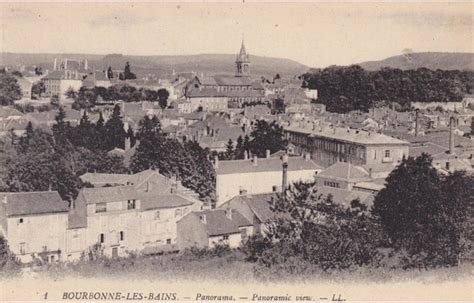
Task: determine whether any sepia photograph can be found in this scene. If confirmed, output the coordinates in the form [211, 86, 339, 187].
[0, 1, 472, 302]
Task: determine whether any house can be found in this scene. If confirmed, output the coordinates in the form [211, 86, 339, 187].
[214, 153, 322, 206]
[139, 192, 203, 253]
[177, 209, 252, 249]
[219, 193, 281, 236]
[0, 191, 69, 263]
[73, 186, 142, 258]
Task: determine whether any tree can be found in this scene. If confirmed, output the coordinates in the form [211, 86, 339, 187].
[107, 66, 114, 79]
[103, 104, 126, 150]
[225, 139, 234, 160]
[0, 73, 22, 105]
[50, 94, 60, 108]
[65, 87, 77, 99]
[372, 154, 473, 267]
[249, 120, 287, 157]
[235, 136, 244, 159]
[123, 62, 136, 80]
[31, 81, 46, 99]
[157, 88, 170, 109]
[245, 182, 382, 271]
[0, 236, 20, 273]
[273, 97, 285, 114]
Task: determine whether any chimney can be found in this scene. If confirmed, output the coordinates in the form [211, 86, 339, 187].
[266, 149, 271, 159]
[244, 150, 249, 160]
[445, 161, 450, 171]
[125, 137, 131, 151]
[225, 208, 232, 220]
[415, 109, 419, 137]
[282, 154, 289, 192]
[69, 198, 75, 210]
[214, 155, 219, 168]
[53, 58, 57, 70]
[449, 116, 455, 154]
[253, 155, 258, 166]
[200, 214, 207, 224]
[84, 59, 88, 70]
[368, 168, 373, 179]
[64, 59, 68, 70]
[239, 187, 247, 195]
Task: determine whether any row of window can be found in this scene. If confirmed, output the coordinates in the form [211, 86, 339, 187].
[324, 181, 340, 188]
[99, 231, 124, 244]
[95, 199, 137, 213]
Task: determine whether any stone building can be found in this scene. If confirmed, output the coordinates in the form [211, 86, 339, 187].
[284, 123, 410, 168]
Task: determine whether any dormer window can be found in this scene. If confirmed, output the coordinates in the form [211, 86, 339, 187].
[18, 218, 23, 224]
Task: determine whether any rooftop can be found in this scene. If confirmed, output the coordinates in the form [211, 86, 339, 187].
[316, 162, 370, 181]
[190, 209, 251, 236]
[80, 186, 139, 204]
[215, 156, 321, 175]
[0, 191, 68, 217]
[140, 193, 196, 210]
[284, 124, 409, 146]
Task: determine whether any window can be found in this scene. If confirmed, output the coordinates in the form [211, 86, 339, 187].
[166, 239, 171, 244]
[19, 242, 27, 254]
[127, 199, 136, 210]
[223, 235, 229, 241]
[18, 218, 23, 224]
[99, 233, 105, 243]
[385, 150, 391, 158]
[96, 203, 107, 213]
[154, 211, 160, 220]
[120, 231, 124, 241]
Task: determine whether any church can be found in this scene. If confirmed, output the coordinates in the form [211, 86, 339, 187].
[185, 41, 265, 109]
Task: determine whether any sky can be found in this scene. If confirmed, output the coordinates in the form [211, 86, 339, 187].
[0, 1, 472, 68]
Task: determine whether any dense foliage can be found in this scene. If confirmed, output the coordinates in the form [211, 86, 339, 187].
[0, 72, 22, 105]
[373, 154, 473, 267]
[301, 66, 474, 113]
[1, 109, 128, 201]
[72, 84, 169, 109]
[129, 116, 216, 203]
[244, 154, 473, 272]
[249, 120, 287, 158]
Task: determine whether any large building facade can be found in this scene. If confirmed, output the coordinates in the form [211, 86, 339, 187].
[284, 124, 410, 168]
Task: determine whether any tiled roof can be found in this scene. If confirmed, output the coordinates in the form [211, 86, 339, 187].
[0, 191, 68, 217]
[0, 107, 23, 118]
[215, 156, 321, 175]
[80, 186, 139, 204]
[235, 193, 278, 222]
[141, 193, 195, 210]
[317, 162, 369, 181]
[80, 173, 128, 185]
[285, 125, 409, 146]
[316, 187, 375, 208]
[187, 88, 227, 98]
[190, 209, 251, 236]
[214, 76, 252, 86]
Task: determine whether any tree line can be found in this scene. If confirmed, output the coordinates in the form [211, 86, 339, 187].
[71, 84, 169, 110]
[244, 154, 473, 272]
[0, 105, 216, 204]
[301, 66, 474, 113]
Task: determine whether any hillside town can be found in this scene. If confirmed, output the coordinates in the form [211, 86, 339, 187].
[0, 39, 473, 266]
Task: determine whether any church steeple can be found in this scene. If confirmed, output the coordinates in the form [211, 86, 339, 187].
[235, 39, 250, 77]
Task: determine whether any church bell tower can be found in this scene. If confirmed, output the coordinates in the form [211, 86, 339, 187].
[235, 40, 250, 77]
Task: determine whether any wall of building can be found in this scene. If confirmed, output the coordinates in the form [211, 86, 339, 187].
[65, 227, 87, 261]
[365, 145, 409, 165]
[177, 215, 208, 250]
[7, 213, 68, 263]
[216, 170, 317, 206]
[59, 80, 83, 101]
[208, 233, 241, 249]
